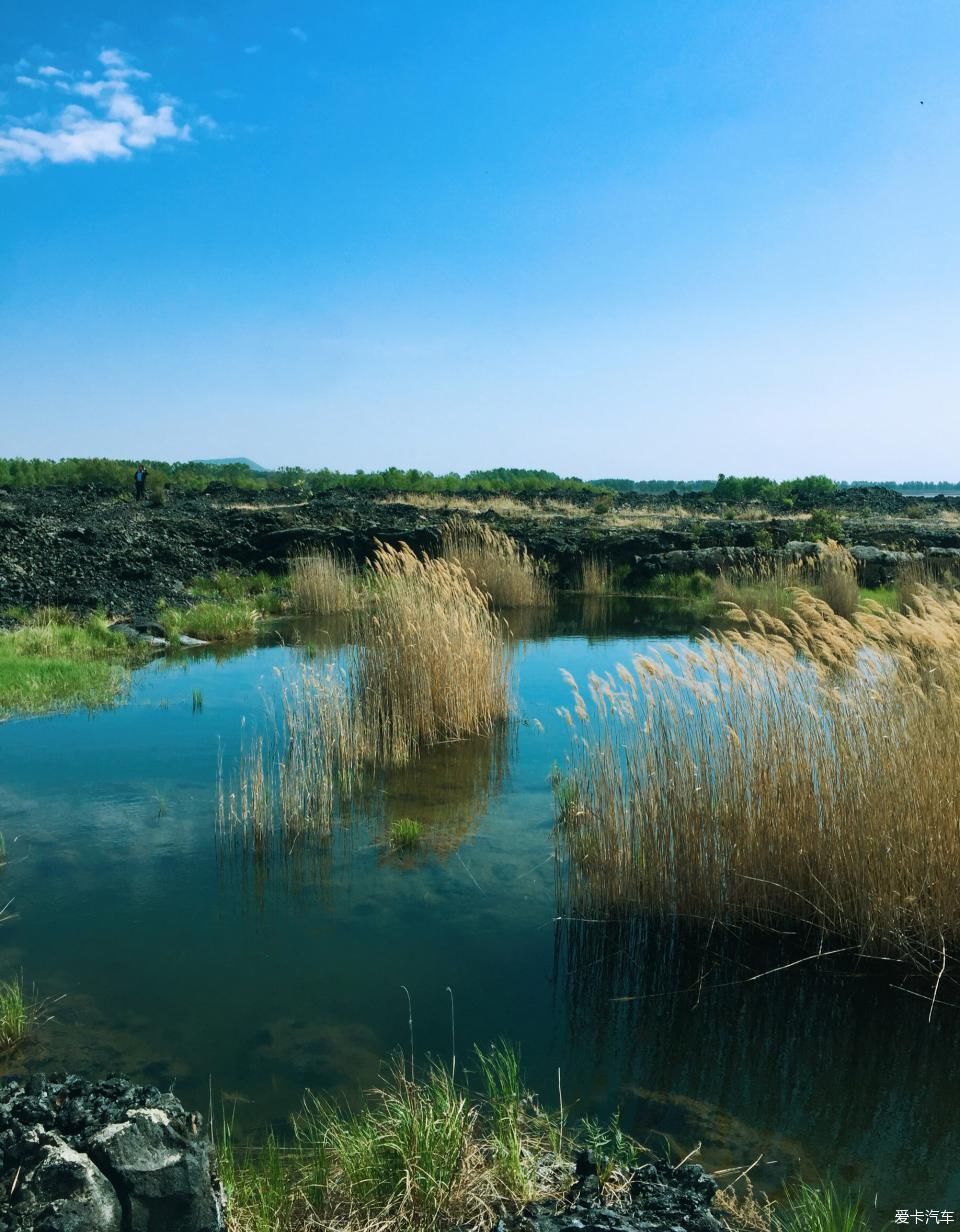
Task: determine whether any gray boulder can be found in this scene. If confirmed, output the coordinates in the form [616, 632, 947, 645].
[90, 1108, 221, 1232]
[13, 1135, 122, 1232]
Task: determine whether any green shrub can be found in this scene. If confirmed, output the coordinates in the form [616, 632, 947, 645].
[808, 508, 843, 542]
[753, 527, 774, 551]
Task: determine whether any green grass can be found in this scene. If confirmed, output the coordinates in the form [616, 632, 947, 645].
[0, 612, 147, 716]
[776, 1181, 868, 1232]
[217, 1043, 594, 1232]
[0, 976, 38, 1052]
[389, 818, 423, 850]
[861, 584, 901, 610]
[157, 599, 261, 642]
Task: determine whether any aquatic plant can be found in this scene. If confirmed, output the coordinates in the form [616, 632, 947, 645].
[192, 688, 204, 713]
[440, 516, 551, 608]
[389, 818, 422, 850]
[556, 587, 960, 970]
[220, 543, 512, 843]
[0, 976, 38, 1053]
[577, 556, 617, 595]
[288, 548, 362, 615]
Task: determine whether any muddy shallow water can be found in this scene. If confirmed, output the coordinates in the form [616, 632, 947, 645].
[0, 597, 955, 1215]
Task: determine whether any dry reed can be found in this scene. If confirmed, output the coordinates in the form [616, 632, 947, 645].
[440, 516, 551, 607]
[577, 556, 617, 595]
[289, 549, 362, 614]
[557, 587, 960, 968]
[221, 543, 512, 843]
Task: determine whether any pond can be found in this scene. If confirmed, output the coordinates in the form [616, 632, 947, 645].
[0, 597, 955, 1215]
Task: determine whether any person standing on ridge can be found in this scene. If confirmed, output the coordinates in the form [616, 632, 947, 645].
[134, 463, 148, 502]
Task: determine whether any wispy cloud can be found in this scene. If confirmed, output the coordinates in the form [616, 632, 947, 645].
[244, 44, 261, 55]
[288, 27, 308, 43]
[0, 48, 195, 172]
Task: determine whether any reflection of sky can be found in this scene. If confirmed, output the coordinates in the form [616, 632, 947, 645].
[0, 613, 956, 1207]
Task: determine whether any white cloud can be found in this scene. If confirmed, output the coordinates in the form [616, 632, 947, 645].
[0, 48, 197, 172]
[15, 75, 47, 89]
[289, 26, 308, 42]
[244, 44, 261, 55]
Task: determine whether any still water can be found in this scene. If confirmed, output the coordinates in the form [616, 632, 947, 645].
[0, 598, 955, 1215]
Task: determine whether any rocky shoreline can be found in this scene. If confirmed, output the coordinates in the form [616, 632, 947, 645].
[0, 1074, 731, 1232]
[2, 484, 959, 615]
[0, 1074, 222, 1231]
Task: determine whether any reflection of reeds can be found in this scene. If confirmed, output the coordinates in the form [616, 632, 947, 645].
[556, 587, 960, 968]
[441, 516, 551, 608]
[220, 544, 512, 845]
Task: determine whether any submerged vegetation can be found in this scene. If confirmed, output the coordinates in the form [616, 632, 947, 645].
[557, 585, 960, 970]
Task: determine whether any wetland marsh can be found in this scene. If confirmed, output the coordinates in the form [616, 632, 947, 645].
[0, 595, 956, 1217]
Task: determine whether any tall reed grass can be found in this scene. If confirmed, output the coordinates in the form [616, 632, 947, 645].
[289, 549, 362, 615]
[220, 544, 511, 844]
[577, 556, 617, 595]
[440, 516, 551, 607]
[556, 587, 960, 969]
[712, 540, 859, 620]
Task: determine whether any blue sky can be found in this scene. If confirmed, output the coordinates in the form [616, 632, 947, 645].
[1, 2, 958, 479]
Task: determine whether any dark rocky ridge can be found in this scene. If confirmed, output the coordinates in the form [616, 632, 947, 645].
[2, 485, 960, 614]
[0, 1073, 222, 1231]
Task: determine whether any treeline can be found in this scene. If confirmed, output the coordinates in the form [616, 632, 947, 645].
[0, 458, 601, 496]
[2, 458, 954, 500]
[0, 457, 268, 493]
[586, 478, 714, 492]
[711, 474, 838, 504]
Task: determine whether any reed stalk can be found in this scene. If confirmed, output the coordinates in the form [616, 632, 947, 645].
[440, 516, 551, 608]
[557, 586, 960, 968]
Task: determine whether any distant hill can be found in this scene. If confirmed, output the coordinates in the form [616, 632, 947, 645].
[192, 457, 268, 472]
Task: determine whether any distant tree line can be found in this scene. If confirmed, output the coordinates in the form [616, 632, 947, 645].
[1, 458, 955, 499]
[839, 480, 960, 493]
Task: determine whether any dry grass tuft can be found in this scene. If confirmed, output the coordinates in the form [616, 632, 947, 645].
[440, 516, 551, 608]
[289, 549, 362, 615]
[557, 586, 960, 969]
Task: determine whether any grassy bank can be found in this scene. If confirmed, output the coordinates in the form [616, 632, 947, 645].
[218, 1041, 864, 1232]
[557, 587, 960, 970]
[0, 611, 151, 716]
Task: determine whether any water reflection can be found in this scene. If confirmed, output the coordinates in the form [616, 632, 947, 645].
[555, 914, 960, 1199]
